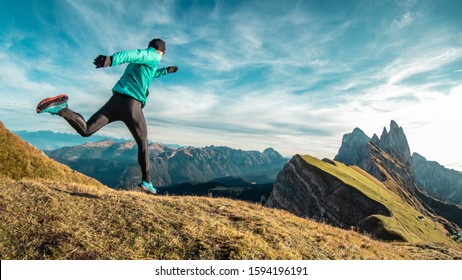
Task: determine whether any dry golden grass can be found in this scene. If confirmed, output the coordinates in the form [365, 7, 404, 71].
[0, 121, 103, 188]
[1, 176, 461, 260]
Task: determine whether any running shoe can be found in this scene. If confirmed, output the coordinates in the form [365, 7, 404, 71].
[139, 181, 157, 195]
[36, 94, 68, 115]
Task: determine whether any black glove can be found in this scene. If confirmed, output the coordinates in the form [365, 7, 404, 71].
[166, 66, 178, 74]
[93, 55, 112, 68]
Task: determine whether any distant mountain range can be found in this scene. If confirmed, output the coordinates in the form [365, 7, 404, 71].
[13, 130, 183, 151]
[13, 130, 127, 151]
[45, 140, 288, 191]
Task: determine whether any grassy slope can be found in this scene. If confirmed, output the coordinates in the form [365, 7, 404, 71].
[0, 122, 103, 188]
[2, 176, 461, 260]
[300, 155, 450, 243]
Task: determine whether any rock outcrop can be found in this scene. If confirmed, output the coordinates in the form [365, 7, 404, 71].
[266, 155, 404, 241]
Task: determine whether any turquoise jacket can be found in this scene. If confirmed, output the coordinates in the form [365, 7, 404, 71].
[111, 47, 167, 107]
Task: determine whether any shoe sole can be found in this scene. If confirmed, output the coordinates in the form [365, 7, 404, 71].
[139, 184, 157, 195]
[36, 94, 69, 113]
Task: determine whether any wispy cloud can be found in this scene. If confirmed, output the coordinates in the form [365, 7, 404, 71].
[392, 12, 414, 29]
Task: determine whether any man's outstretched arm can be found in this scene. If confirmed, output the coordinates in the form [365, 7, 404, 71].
[153, 66, 178, 78]
[93, 48, 161, 68]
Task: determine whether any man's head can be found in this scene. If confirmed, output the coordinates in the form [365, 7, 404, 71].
[148, 38, 166, 55]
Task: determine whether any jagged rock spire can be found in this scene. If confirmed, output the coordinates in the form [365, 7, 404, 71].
[335, 120, 414, 177]
[378, 120, 413, 172]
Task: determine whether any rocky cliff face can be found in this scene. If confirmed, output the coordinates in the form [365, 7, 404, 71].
[47, 142, 288, 189]
[266, 155, 391, 228]
[413, 153, 462, 205]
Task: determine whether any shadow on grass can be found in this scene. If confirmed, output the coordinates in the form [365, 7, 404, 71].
[50, 187, 101, 199]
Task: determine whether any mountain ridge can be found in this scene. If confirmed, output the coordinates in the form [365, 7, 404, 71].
[46, 142, 288, 189]
[266, 154, 454, 243]
[413, 152, 462, 205]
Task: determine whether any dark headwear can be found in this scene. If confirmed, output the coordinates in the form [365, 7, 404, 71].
[148, 38, 166, 52]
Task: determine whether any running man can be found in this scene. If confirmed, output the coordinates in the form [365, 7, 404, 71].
[36, 38, 178, 194]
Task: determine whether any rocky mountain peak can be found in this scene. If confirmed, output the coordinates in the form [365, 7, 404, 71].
[352, 127, 367, 136]
[334, 120, 419, 202]
[412, 152, 426, 162]
[378, 120, 412, 171]
[380, 126, 388, 139]
[371, 133, 380, 146]
[334, 127, 370, 167]
[263, 148, 283, 160]
[83, 139, 115, 148]
[335, 121, 412, 172]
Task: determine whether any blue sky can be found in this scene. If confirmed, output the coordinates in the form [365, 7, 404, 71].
[1, 0, 461, 170]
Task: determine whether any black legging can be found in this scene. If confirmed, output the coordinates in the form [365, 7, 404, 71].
[58, 93, 150, 183]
